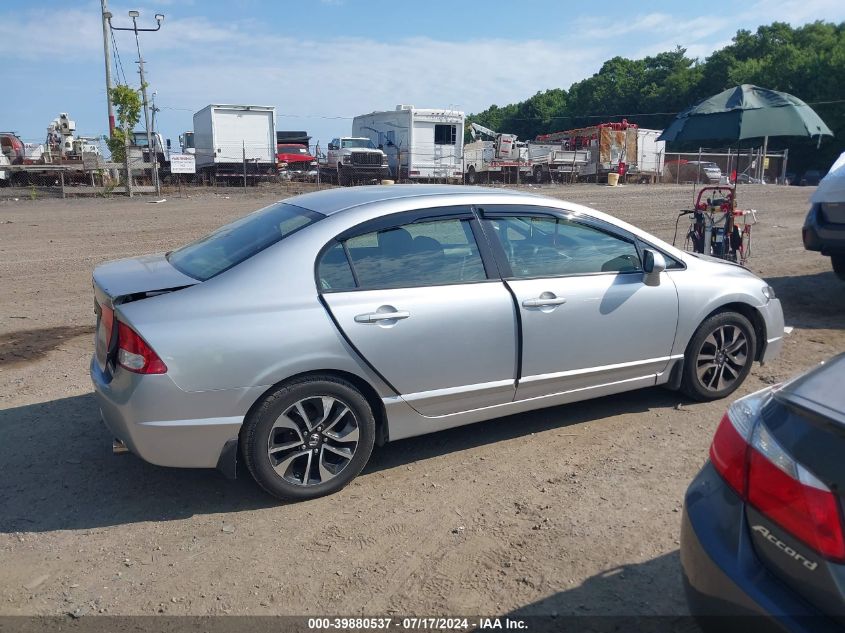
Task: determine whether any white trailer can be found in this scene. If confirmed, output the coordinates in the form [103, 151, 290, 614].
[352, 106, 464, 182]
[633, 128, 665, 183]
[193, 104, 276, 184]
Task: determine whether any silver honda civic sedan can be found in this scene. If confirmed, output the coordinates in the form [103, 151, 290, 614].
[91, 185, 784, 500]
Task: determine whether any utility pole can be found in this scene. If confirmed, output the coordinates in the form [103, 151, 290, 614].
[101, 0, 115, 134]
[137, 56, 158, 194]
[108, 10, 164, 196]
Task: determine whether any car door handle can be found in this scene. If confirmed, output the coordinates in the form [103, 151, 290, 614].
[522, 297, 567, 308]
[354, 310, 410, 323]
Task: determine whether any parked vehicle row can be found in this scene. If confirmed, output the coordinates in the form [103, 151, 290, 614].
[153, 104, 673, 186]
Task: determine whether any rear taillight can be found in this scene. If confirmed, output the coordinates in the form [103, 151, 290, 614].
[748, 425, 845, 560]
[710, 388, 845, 562]
[117, 321, 167, 374]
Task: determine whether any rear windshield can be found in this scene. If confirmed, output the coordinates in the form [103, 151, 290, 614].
[167, 202, 322, 281]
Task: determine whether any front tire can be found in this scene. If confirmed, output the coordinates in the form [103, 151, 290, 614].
[680, 312, 757, 401]
[832, 255, 845, 281]
[242, 376, 375, 501]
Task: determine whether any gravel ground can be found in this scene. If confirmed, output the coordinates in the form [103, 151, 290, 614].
[0, 183, 842, 619]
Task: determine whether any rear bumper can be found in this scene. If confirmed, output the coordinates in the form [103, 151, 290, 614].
[90, 357, 249, 469]
[681, 463, 839, 632]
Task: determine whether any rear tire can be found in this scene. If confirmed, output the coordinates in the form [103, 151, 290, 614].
[832, 255, 845, 281]
[242, 376, 375, 501]
[680, 311, 757, 401]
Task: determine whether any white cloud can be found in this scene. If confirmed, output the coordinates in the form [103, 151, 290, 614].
[0, 5, 609, 141]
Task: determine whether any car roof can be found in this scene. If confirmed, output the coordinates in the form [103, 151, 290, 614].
[288, 185, 537, 216]
[776, 353, 845, 426]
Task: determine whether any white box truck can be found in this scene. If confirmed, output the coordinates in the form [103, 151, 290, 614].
[633, 128, 665, 183]
[193, 105, 276, 184]
[352, 106, 464, 182]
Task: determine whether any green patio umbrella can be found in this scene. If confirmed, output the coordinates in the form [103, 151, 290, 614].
[657, 84, 833, 143]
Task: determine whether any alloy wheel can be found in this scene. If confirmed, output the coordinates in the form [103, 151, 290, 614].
[267, 396, 360, 486]
[695, 325, 749, 392]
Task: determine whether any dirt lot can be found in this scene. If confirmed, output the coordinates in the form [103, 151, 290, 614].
[0, 183, 843, 619]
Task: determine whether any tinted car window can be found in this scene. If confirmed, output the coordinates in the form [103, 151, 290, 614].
[344, 219, 486, 289]
[489, 216, 641, 277]
[168, 202, 322, 281]
[317, 243, 356, 291]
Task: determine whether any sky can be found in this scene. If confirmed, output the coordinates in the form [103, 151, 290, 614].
[1, 0, 844, 154]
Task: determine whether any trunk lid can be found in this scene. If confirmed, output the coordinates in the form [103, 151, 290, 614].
[92, 253, 198, 373]
[93, 253, 198, 304]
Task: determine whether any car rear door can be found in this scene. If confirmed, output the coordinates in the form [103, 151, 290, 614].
[318, 207, 517, 416]
[479, 206, 679, 401]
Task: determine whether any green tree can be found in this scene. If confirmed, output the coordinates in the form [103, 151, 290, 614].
[467, 21, 844, 172]
[106, 84, 143, 162]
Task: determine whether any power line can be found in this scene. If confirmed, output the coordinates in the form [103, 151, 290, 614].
[111, 28, 128, 85]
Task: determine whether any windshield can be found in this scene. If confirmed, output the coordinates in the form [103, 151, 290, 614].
[167, 202, 323, 281]
[278, 145, 309, 154]
[341, 139, 376, 149]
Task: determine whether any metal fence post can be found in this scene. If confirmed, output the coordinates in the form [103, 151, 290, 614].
[124, 132, 133, 198]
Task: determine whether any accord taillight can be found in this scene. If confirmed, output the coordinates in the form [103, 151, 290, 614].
[710, 388, 845, 562]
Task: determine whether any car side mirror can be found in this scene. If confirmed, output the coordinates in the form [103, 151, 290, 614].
[643, 249, 666, 286]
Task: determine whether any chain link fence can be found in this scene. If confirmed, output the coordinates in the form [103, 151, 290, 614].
[0, 140, 798, 200]
[662, 146, 790, 185]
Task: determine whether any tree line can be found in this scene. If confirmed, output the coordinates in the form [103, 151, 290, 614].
[468, 21, 845, 174]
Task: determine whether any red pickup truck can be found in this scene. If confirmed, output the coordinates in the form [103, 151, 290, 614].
[276, 143, 318, 181]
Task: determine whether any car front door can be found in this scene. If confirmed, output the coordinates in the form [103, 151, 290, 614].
[318, 208, 518, 416]
[480, 207, 679, 401]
